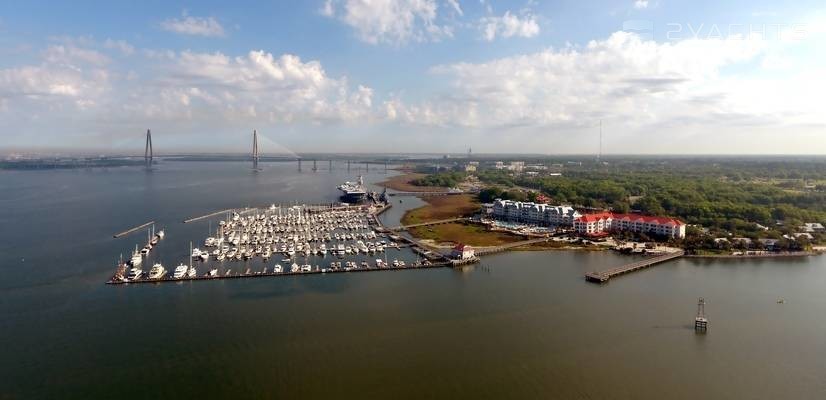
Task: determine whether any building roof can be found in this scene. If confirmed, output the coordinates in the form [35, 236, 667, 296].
[575, 212, 613, 223]
[575, 212, 685, 225]
[612, 213, 685, 226]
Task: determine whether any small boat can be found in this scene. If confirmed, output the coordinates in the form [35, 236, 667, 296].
[187, 266, 197, 278]
[274, 264, 283, 273]
[209, 268, 218, 277]
[301, 264, 312, 272]
[291, 263, 300, 273]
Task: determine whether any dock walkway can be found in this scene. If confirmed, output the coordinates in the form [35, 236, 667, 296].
[585, 251, 685, 283]
[108, 263, 445, 285]
[474, 237, 551, 256]
[386, 218, 467, 232]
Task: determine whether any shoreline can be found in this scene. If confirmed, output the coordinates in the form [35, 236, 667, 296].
[684, 251, 820, 259]
[377, 172, 451, 193]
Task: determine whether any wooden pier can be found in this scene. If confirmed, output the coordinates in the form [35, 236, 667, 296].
[585, 251, 685, 283]
[113, 220, 155, 238]
[474, 237, 551, 256]
[387, 217, 467, 232]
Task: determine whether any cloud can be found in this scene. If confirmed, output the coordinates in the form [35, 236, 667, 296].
[321, 0, 456, 45]
[387, 31, 784, 131]
[103, 39, 135, 56]
[479, 10, 540, 41]
[43, 44, 110, 66]
[161, 13, 226, 37]
[634, 0, 649, 9]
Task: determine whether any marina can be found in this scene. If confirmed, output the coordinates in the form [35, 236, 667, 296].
[109, 200, 445, 285]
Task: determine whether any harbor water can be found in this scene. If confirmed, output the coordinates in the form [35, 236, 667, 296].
[1, 161, 826, 399]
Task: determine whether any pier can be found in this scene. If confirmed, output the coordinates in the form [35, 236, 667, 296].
[113, 220, 155, 238]
[386, 217, 467, 232]
[388, 191, 472, 197]
[474, 237, 552, 256]
[183, 209, 234, 223]
[585, 250, 685, 283]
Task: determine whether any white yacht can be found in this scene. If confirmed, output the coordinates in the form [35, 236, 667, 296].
[130, 246, 142, 266]
[274, 264, 283, 273]
[173, 263, 189, 279]
[209, 268, 218, 277]
[128, 267, 143, 280]
[291, 263, 300, 272]
[301, 264, 312, 272]
[187, 266, 197, 278]
[148, 263, 166, 279]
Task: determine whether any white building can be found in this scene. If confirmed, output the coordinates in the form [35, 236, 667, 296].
[491, 199, 580, 226]
[573, 212, 687, 239]
[452, 244, 475, 259]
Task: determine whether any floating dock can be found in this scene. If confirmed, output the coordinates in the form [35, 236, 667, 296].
[107, 263, 446, 285]
[585, 251, 685, 283]
[113, 220, 155, 238]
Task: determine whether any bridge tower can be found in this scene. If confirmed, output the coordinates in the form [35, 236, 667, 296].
[695, 297, 708, 332]
[252, 129, 260, 170]
[144, 129, 153, 169]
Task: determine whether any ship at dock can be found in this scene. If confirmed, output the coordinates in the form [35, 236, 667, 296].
[338, 176, 367, 203]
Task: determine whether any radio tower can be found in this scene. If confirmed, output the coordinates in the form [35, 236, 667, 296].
[144, 129, 153, 169]
[252, 129, 260, 170]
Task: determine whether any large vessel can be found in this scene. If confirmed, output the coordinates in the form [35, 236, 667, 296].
[148, 263, 166, 279]
[173, 263, 189, 279]
[337, 175, 367, 202]
[130, 245, 142, 266]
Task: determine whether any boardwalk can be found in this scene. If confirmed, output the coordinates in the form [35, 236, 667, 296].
[585, 251, 685, 283]
[387, 218, 466, 232]
[388, 191, 470, 197]
[474, 237, 551, 256]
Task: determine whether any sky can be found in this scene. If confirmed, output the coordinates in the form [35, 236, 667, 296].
[0, 0, 825, 155]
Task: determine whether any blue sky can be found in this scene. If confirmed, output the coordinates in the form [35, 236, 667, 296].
[1, 0, 824, 154]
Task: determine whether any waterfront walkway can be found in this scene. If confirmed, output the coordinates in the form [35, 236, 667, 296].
[585, 251, 685, 283]
[386, 218, 467, 232]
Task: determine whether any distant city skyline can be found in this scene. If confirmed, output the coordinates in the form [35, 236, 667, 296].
[1, 1, 824, 154]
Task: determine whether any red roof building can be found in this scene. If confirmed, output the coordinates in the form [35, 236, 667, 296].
[573, 212, 686, 238]
[451, 243, 476, 259]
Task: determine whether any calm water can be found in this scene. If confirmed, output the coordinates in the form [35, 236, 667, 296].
[1, 162, 825, 399]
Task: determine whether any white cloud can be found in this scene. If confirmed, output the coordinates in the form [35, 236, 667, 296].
[387, 31, 809, 133]
[479, 11, 540, 41]
[322, 0, 455, 45]
[161, 13, 226, 37]
[103, 39, 135, 56]
[634, 0, 649, 9]
[43, 45, 110, 66]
